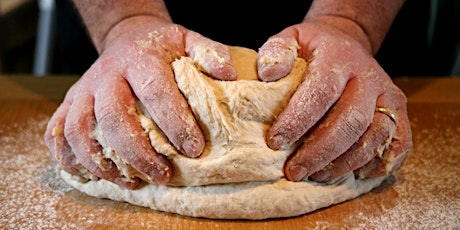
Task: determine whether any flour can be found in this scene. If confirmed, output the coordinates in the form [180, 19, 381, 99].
[1, 52, 458, 228]
[59, 47, 390, 220]
[0, 116, 69, 229]
[338, 109, 460, 229]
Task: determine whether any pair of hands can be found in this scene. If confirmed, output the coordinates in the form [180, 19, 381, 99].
[45, 16, 412, 189]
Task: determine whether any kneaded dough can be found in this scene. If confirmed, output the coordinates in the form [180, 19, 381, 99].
[60, 46, 387, 220]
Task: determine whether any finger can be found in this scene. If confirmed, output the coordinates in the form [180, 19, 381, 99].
[265, 39, 358, 150]
[64, 92, 140, 189]
[126, 56, 205, 158]
[355, 87, 413, 178]
[354, 157, 386, 179]
[284, 77, 377, 181]
[95, 77, 172, 184]
[309, 110, 396, 182]
[185, 31, 237, 81]
[44, 101, 88, 177]
[257, 30, 299, 82]
[380, 87, 413, 172]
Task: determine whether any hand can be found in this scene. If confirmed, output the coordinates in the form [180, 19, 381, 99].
[44, 16, 236, 188]
[257, 19, 413, 182]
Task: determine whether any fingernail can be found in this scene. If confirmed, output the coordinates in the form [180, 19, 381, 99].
[150, 163, 172, 184]
[183, 138, 204, 158]
[268, 134, 286, 150]
[310, 170, 331, 182]
[286, 165, 308, 181]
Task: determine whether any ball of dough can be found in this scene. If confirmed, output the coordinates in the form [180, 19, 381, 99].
[60, 46, 387, 220]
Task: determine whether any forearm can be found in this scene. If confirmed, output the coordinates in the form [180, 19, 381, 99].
[72, 0, 172, 53]
[305, 0, 405, 55]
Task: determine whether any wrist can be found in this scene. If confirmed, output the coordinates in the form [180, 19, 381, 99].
[305, 0, 405, 55]
[304, 15, 373, 54]
[100, 15, 171, 53]
[72, 0, 172, 53]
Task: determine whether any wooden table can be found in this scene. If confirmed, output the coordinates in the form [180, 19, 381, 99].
[1, 75, 459, 229]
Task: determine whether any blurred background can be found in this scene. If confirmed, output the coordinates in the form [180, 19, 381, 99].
[1, 0, 459, 77]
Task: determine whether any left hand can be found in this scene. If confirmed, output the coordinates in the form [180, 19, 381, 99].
[257, 19, 413, 182]
[44, 16, 237, 188]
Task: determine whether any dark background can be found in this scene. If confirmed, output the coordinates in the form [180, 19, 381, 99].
[1, 0, 459, 77]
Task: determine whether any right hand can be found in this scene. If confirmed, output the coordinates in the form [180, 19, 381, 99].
[44, 16, 236, 189]
[256, 19, 412, 183]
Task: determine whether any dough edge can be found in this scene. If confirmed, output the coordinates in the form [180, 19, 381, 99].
[60, 170, 386, 220]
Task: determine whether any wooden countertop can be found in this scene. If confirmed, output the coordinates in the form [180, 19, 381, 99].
[1, 75, 459, 229]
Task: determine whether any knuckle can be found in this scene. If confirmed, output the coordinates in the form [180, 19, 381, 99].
[340, 109, 369, 139]
[63, 119, 81, 143]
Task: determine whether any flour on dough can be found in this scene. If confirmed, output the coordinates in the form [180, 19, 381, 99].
[60, 46, 387, 220]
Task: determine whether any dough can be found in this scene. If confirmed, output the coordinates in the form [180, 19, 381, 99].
[60, 46, 387, 220]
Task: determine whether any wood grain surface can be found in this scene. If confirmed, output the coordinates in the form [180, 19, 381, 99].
[0, 75, 458, 229]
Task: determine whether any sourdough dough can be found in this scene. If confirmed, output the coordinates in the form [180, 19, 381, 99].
[60, 46, 387, 220]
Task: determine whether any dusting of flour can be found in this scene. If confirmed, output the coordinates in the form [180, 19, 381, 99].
[1, 96, 459, 228]
[0, 116, 73, 229]
[332, 108, 460, 230]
